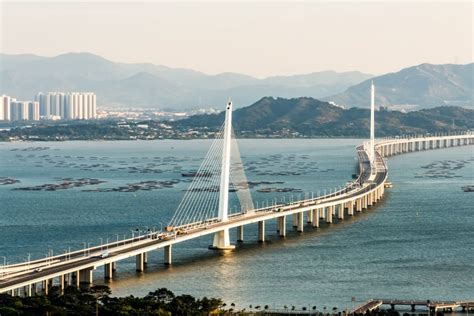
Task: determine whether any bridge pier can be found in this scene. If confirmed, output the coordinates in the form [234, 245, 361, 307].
[136, 253, 145, 272]
[320, 207, 326, 219]
[258, 220, 265, 242]
[326, 207, 333, 224]
[237, 225, 244, 242]
[79, 268, 93, 285]
[164, 245, 172, 265]
[42, 279, 52, 295]
[73, 271, 80, 287]
[307, 210, 313, 223]
[24, 284, 32, 297]
[292, 213, 298, 227]
[278, 216, 286, 237]
[296, 212, 304, 232]
[211, 228, 235, 250]
[338, 203, 344, 220]
[105, 263, 113, 279]
[312, 209, 319, 228]
[348, 201, 354, 216]
[59, 274, 65, 291]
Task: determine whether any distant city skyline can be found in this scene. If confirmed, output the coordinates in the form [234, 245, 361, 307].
[1, 1, 472, 78]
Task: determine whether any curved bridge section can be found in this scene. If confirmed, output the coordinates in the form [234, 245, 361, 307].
[0, 133, 472, 296]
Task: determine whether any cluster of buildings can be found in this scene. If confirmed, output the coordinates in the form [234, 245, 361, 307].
[0, 92, 97, 122]
[0, 96, 39, 121]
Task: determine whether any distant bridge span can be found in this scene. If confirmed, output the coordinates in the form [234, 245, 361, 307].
[1, 132, 472, 296]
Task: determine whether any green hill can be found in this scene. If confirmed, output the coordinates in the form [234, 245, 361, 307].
[174, 97, 474, 137]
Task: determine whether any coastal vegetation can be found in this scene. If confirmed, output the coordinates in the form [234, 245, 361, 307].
[0, 285, 423, 316]
[0, 286, 226, 315]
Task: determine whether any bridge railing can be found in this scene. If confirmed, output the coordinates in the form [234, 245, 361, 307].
[0, 228, 163, 272]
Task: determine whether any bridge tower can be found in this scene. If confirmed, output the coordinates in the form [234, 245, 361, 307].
[211, 100, 236, 250]
[370, 81, 375, 165]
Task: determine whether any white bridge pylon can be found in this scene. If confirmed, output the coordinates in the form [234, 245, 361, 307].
[167, 100, 254, 250]
[213, 100, 236, 249]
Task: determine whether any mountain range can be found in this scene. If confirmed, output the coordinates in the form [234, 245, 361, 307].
[174, 97, 474, 137]
[1, 53, 472, 110]
[325, 63, 473, 110]
[0, 52, 372, 110]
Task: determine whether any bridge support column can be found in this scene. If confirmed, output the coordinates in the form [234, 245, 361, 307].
[307, 210, 313, 223]
[42, 279, 52, 295]
[74, 271, 80, 287]
[312, 209, 319, 228]
[237, 225, 244, 242]
[367, 193, 373, 207]
[164, 245, 172, 265]
[320, 207, 326, 219]
[338, 203, 344, 220]
[326, 207, 333, 224]
[278, 216, 286, 237]
[258, 220, 265, 242]
[297, 212, 304, 232]
[144, 252, 148, 265]
[292, 213, 298, 227]
[24, 284, 32, 297]
[112, 262, 117, 271]
[211, 228, 235, 250]
[105, 263, 113, 279]
[59, 274, 65, 291]
[136, 253, 145, 272]
[348, 201, 354, 216]
[79, 268, 93, 285]
[31, 283, 37, 295]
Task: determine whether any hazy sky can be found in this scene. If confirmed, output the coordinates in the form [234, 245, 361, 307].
[1, 1, 472, 77]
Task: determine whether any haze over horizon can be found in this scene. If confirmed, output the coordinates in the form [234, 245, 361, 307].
[1, 1, 472, 78]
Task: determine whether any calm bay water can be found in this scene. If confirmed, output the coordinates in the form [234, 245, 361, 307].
[0, 139, 473, 309]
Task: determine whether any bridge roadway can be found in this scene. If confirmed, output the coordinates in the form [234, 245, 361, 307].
[0, 133, 472, 296]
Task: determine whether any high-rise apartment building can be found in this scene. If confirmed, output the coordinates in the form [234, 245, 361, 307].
[36, 92, 97, 120]
[28, 101, 40, 121]
[0, 95, 12, 121]
[11, 101, 29, 121]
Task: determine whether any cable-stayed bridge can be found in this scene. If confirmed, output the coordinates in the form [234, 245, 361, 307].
[1, 90, 473, 296]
